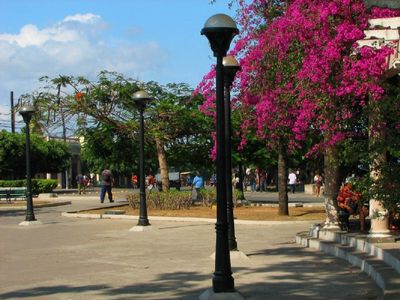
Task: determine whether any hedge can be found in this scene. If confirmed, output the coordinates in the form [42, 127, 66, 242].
[127, 190, 193, 210]
[0, 179, 58, 195]
[126, 188, 249, 210]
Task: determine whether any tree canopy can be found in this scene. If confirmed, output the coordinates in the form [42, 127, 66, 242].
[19, 72, 215, 185]
[0, 130, 70, 179]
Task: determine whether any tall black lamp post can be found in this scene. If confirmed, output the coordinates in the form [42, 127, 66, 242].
[133, 90, 152, 227]
[223, 55, 241, 251]
[19, 105, 36, 222]
[201, 13, 238, 293]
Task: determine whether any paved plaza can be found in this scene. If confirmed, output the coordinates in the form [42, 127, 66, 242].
[0, 192, 383, 299]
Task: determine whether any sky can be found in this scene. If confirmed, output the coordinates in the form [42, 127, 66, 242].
[0, 0, 239, 131]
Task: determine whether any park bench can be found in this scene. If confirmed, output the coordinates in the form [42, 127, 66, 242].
[0, 187, 27, 203]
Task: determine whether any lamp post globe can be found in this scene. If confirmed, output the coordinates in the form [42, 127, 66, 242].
[202, 14, 238, 294]
[133, 90, 152, 226]
[223, 55, 241, 252]
[19, 105, 36, 222]
[223, 55, 240, 85]
[19, 105, 35, 123]
[133, 90, 152, 108]
[201, 14, 238, 58]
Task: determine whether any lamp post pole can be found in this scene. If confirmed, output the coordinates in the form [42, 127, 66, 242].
[201, 13, 238, 293]
[19, 105, 36, 222]
[223, 55, 241, 251]
[133, 90, 152, 227]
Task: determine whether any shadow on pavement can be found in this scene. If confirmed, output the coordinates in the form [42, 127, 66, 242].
[0, 284, 109, 299]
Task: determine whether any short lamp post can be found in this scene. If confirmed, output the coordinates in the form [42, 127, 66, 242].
[223, 55, 241, 251]
[19, 105, 36, 222]
[201, 13, 238, 293]
[133, 90, 152, 227]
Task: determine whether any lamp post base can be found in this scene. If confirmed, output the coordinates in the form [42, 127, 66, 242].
[199, 288, 244, 300]
[19, 220, 42, 226]
[129, 225, 152, 232]
[210, 251, 249, 260]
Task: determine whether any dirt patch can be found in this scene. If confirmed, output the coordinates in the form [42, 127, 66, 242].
[84, 205, 326, 221]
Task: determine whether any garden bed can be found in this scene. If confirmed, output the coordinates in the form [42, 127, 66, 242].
[82, 205, 326, 221]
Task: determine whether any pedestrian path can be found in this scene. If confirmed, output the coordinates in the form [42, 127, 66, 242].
[0, 192, 385, 299]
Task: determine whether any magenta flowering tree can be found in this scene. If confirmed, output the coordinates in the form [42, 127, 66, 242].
[235, 0, 400, 218]
[197, 0, 400, 217]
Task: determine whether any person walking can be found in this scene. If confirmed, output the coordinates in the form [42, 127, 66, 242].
[314, 173, 323, 197]
[288, 170, 297, 194]
[76, 173, 85, 195]
[192, 171, 204, 202]
[147, 174, 156, 192]
[248, 169, 256, 192]
[100, 168, 114, 203]
[131, 174, 138, 189]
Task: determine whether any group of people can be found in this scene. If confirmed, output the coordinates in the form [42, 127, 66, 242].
[130, 173, 157, 191]
[337, 175, 369, 232]
[75, 173, 92, 195]
[287, 170, 322, 196]
[76, 170, 114, 203]
[244, 168, 269, 192]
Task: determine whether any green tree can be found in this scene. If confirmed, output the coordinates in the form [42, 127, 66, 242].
[147, 83, 214, 188]
[25, 71, 214, 189]
[0, 130, 70, 179]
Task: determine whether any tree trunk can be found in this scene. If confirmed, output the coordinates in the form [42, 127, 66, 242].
[323, 144, 340, 229]
[155, 136, 169, 191]
[278, 144, 289, 215]
[237, 161, 245, 200]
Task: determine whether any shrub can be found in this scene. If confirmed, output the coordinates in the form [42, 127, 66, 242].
[0, 180, 25, 187]
[198, 188, 247, 207]
[353, 164, 400, 225]
[34, 179, 58, 194]
[0, 179, 58, 195]
[198, 188, 216, 207]
[127, 190, 193, 210]
[233, 189, 250, 207]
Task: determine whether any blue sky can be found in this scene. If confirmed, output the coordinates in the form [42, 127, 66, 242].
[0, 0, 239, 130]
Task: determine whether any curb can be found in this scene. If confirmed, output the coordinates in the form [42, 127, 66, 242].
[248, 202, 323, 207]
[61, 210, 315, 225]
[0, 201, 71, 211]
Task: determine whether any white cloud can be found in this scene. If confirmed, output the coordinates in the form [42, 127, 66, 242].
[63, 13, 101, 24]
[0, 23, 80, 47]
[0, 13, 168, 110]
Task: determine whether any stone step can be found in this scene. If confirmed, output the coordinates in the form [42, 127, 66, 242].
[310, 228, 400, 276]
[364, 29, 400, 40]
[368, 16, 400, 29]
[296, 230, 400, 299]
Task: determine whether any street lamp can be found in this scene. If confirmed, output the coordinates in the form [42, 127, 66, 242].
[19, 105, 36, 223]
[201, 13, 238, 294]
[223, 55, 241, 252]
[133, 90, 152, 227]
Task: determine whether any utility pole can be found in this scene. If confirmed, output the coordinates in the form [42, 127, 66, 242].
[10, 91, 15, 133]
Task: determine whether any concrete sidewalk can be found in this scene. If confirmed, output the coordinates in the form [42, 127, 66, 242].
[0, 194, 382, 299]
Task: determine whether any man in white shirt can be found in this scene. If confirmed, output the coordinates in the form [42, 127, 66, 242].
[288, 170, 297, 194]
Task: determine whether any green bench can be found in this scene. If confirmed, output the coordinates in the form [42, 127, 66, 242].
[0, 187, 27, 203]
